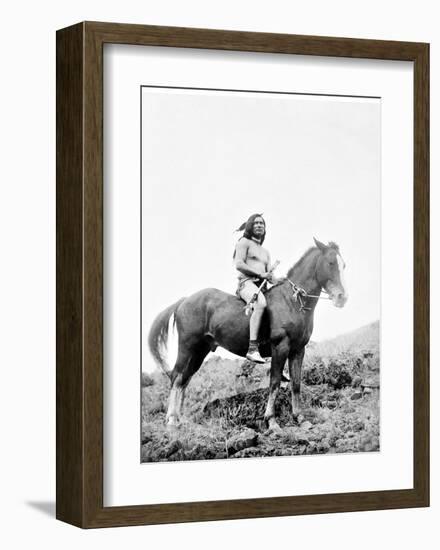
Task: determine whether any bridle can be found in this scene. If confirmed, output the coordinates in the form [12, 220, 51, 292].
[286, 278, 331, 313]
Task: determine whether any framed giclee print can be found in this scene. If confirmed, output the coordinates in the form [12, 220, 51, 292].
[56, 22, 429, 528]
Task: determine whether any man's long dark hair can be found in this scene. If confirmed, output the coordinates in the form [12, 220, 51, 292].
[233, 213, 266, 258]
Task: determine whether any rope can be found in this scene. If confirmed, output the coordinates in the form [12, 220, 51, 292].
[286, 278, 330, 313]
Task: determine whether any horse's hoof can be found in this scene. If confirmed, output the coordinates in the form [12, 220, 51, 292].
[166, 416, 179, 428]
[266, 419, 283, 435]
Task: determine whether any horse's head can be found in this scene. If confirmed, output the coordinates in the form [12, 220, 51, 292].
[314, 238, 348, 308]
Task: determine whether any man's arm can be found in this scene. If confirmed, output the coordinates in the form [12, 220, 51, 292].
[265, 252, 278, 284]
[234, 240, 268, 278]
[266, 252, 272, 273]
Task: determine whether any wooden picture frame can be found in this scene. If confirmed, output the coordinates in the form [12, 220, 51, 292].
[56, 21, 429, 528]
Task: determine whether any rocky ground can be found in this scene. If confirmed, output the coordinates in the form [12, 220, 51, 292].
[141, 322, 380, 462]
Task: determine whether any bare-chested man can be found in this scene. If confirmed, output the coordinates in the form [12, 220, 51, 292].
[234, 213, 277, 363]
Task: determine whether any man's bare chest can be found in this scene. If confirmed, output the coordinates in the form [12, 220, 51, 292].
[246, 242, 268, 264]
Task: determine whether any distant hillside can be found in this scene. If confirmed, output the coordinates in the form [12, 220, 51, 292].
[310, 321, 379, 356]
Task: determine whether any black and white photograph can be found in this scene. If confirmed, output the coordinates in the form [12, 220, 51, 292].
[1, 0, 432, 541]
[141, 87, 381, 462]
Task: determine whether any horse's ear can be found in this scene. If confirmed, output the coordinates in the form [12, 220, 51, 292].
[313, 237, 328, 252]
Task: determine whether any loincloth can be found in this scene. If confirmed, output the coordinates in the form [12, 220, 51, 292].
[236, 277, 265, 298]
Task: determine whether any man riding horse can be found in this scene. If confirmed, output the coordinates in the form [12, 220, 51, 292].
[149, 218, 348, 427]
[233, 213, 278, 364]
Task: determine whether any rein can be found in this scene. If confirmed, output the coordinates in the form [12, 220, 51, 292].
[286, 278, 331, 313]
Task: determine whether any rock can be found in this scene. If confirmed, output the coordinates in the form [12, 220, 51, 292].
[351, 391, 363, 401]
[237, 360, 255, 378]
[168, 449, 186, 462]
[215, 452, 227, 460]
[363, 387, 373, 395]
[352, 376, 362, 388]
[204, 387, 293, 427]
[362, 377, 380, 388]
[280, 426, 297, 442]
[203, 448, 219, 460]
[296, 434, 310, 446]
[227, 428, 258, 456]
[230, 446, 261, 458]
[141, 442, 154, 462]
[280, 448, 295, 456]
[187, 444, 206, 460]
[353, 420, 365, 432]
[141, 373, 155, 387]
[317, 439, 330, 454]
[164, 439, 182, 458]
[301, 421, 313, 431]
[265, 426, 283, 438]
[360, 434, 379, 452]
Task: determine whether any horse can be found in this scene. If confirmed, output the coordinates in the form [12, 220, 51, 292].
[148, 238, 348, 430]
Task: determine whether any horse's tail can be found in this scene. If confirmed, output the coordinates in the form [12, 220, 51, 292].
[148, 298, 185, 378]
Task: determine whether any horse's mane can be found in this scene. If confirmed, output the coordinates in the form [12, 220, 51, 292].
[286, 247, 317, 279]
[286, 241, 340, 279]
[263, 249, 318, 295]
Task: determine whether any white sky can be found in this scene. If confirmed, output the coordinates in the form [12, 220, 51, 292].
[141, 88, 380, 366]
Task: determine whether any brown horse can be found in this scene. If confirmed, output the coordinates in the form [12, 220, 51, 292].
[148, 238, 348, 430]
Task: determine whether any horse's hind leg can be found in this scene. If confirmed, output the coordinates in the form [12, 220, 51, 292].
[167, 350, 190, 426]
[167, 343, 209, 426]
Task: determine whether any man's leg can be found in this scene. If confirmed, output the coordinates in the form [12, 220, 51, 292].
[239, 281, 267, 363]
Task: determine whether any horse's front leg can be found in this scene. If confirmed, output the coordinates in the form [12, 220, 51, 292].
[288, 348, 305, 421]
[264, 339, 289, 431]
